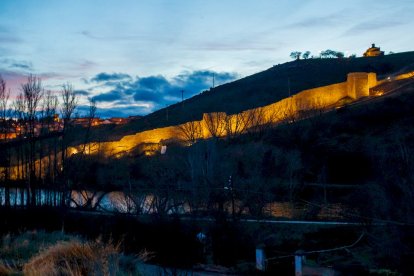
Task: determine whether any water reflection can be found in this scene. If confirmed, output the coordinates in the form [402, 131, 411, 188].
[0, 188, 345, 219]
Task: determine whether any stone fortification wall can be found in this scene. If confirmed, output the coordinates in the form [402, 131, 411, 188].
[93, 72, 378, 155]
[1, 71, 407, 180]
[0, 71, 384, 180]
[347, 72, 377, 99]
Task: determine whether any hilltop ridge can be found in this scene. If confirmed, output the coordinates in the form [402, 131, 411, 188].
[93, 51, 414, 141]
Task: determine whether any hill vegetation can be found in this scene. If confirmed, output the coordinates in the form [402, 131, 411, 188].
[2, 51, 414, 273]
[93, 51, 414, 141]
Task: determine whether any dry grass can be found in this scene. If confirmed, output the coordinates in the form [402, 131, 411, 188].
[23, 240, 120, 276]
[0, 262, 16, 276]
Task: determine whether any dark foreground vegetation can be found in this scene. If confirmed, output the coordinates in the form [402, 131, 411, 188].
[2, 54, 414, 274]
[2, 81, 414, 274]
[0, 207, 382, 275]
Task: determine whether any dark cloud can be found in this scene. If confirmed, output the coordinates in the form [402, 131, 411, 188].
[139, 75, 170, 91]
[92, 90, 123, 102]
[129, 70, 237, 107]
[97, 106, 150, 118]
[90, 72, 132, 82]
[0, 59, 33, 71]
[74, 90, 90, 96]
[10, 62, 33, 70]
[89, 70, 238, 115]
[77, 104, 150, 118]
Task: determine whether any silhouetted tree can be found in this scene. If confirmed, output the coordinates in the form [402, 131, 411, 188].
[224, 113, 250, 139]
[204, 112, 226, 138]
[82, 98, 97, 155]
[290, 51, 302, 60]
[320, 49, 344, 59]
[21, 75, 43, 205]
[0, 75, 11, 206]
[302, 51, 311, 59]
[13, 93, 27, 182]
[177, 120, 203, 145]
[335, 51, 345, 58]
[60, 83, 77, 205]
[42, 90, 59, 182]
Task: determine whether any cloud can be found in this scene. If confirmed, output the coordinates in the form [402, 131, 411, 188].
[342, 18, 406, 36]
[90, 72, 132, 82]
[284, 11, 349, 30]
[74, 89, 90, 96]
[76, 103, 152, 118]
[10, 61, 33, 70]
[97, 106, 151, 118]
[287, 15, 339, 29]
[0, 59, 33, 71]
[88, 70, 238, 115]
[194, 42, 277, 52]
[92, 90, 123, 102]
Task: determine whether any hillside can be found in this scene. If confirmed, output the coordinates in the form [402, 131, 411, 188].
[90, 52, 414, 141]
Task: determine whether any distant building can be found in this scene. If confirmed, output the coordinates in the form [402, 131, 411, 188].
[0, 132, 17, 140]
[109, 117, 130, 125]
[72, 117, 101, 127]
[363, 43, 384, 57]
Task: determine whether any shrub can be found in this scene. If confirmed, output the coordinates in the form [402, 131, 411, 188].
[23, 240, 119, 276]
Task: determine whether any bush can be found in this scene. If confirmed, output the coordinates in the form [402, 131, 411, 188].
[23, 240, 120, 276]
[0, 231, 76, 267]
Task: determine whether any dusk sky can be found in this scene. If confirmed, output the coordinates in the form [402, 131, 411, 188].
[1, 0, 413, 117]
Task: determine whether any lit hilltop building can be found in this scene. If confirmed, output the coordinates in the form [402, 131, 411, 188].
[363, 43, 384, 57]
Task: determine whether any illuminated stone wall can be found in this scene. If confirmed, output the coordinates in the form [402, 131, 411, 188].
[1, 72, 396, 178]
[91, 72, 379, 155]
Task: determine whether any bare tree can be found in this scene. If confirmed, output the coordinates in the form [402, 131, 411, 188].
[203, 112, 226, 138]
[41, 90, 59, 182]
[22, 75, 43, 139]
[0, 75, 10, 141]
[244, 108, 271, 136]
[61, 83, 77, 132]
[0, 75, 11, 206]
[82, 97, 96, 155]
[224, 113, 250, 139]
[0, 75, 9, 132]
[21, 75, 43, 205]
[60, 83, 77, 206]
[13, 93, 27, 181]
[43, 90, 59, 132]
[177, 120, 203, 145]
[60, 83, 77, 162]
